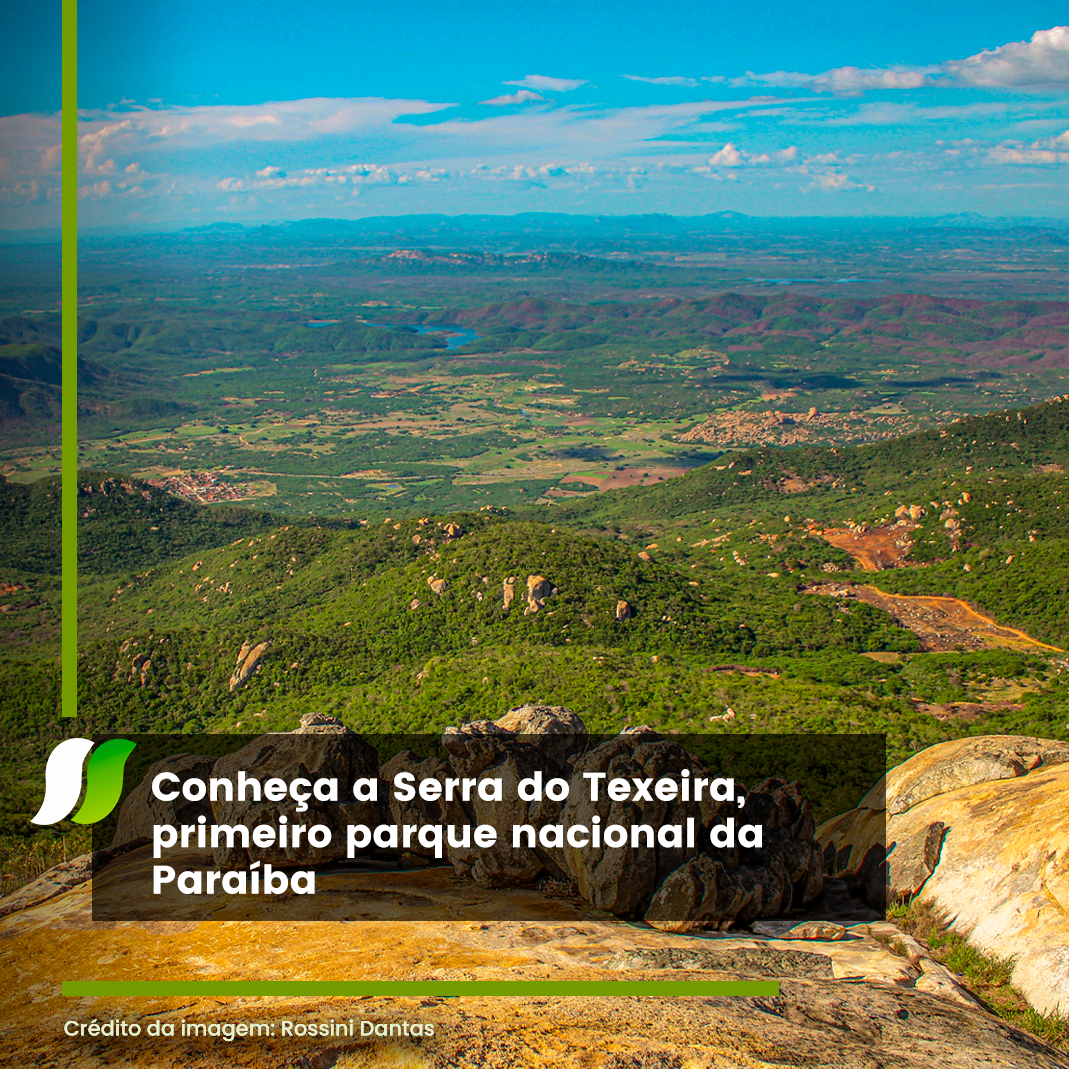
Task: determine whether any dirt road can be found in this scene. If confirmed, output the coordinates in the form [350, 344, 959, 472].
[809, 581, 1063, 653]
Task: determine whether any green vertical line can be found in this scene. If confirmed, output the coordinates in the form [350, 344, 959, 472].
[61, 0, 77, 717]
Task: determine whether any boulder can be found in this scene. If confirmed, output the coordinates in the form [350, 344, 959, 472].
[644, 778, 824, 933]
[111, 752, 219, 847]
[502, 577, 516, 610]
[443, 745, 550, 889]
[819, 735, 1069, 1016]
[492, 704, 587, 768]
[379, 749, 468, 865]
[615, 599, 633, 620]
[427, 576, 447, 595]
[878, 734, 1069, 816]
[229, 639, 269, 690]
[441, 720, 513, 779]
[890, 819, 947, 898]
[561, 732, 725, 916]
[440, 716, 577, 887]
[751, 919, 847, 941]
[524, 575, 555, 614]
[209, 714, 380, 869]
[554, 727, 823, 927]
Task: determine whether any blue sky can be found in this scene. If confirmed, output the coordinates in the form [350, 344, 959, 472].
[2, 1, 1068, 229]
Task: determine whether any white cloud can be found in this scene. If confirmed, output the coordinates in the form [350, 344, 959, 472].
[77, 96, 455, 167]
[464, 161, 597, 182]
[736, 66, 931, 94]
[425, 98, 799, 157]
[708, 143, 746, 167]
[726, 25, 1069, 95]
[480, 90, 545, 106]
[0, 113, 62, 223]
[0, 179, 46, 205]
[948, 25, 1069, 87]
[504, 75, 587, 92]
[623, 75, 701, 87]
[691, 142, 871, 191]
[819, 100, 1018, 126]
[707, 143, 799, 167]
[0, 113, 62, 175]
[807, 171, 874, 192]
[988, 128, 1069, 164]
[216, 162, 457, 195]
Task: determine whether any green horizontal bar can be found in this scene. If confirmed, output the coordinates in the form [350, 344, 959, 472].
[63, 980, 776, 998]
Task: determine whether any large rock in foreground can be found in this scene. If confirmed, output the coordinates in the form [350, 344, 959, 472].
[441, 706, 585, 887]
[820, 734, 1069, 1016]
[210, 713, 380, 868]
[562, 730, 824, 928]
[111, 752, 219, 847]
[2, 869, 1068, 1069]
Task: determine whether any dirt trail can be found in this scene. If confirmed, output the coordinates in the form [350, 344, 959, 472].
[809, 581, 1064, 653]
[816, 524, 916, 571]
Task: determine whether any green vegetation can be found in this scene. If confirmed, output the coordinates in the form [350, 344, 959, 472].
[6, 247, 1069, 515]
[3, 396, 1069, 840]
[888, 898, 1068, 1054]
[3, 232, 1069, 878]
[0, 828, 91, 896]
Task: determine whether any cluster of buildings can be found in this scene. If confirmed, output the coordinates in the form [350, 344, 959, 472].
[148, 471, 248, 504]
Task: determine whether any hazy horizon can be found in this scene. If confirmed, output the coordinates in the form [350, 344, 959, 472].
[2, 2, 1068, 230]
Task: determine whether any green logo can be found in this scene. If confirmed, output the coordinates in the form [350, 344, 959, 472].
[31, 738, 137, 826]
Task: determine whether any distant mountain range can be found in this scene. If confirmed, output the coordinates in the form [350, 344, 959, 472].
[4, 210, 1068, 247]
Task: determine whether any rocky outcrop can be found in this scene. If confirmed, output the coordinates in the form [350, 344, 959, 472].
[0, 839, 148, 919]
[435, 716, 825, 928]
[880, 735, 1069, 815]
[209, 713, 380, 868]
[644, 779, 824, 934]
[615, 599, 633, 620]
[819, 734, 1069, 1016]
[440, 719, 512, 780]
[379, 749, 468, 865]
[560, 731, 824, 929]
[228, 639, 269, 690]
[492, 704, 587, 768]
[895, 503, 926, 521]
[112, 752, 220, 846]
[440, 712, 583, 887]
[561, 732, 715, 914]
[502, 576, 515, 610]
[443, 747, 555, 889]
[111, 643, 155, 687]
[523, 575, 555, 614]
[4, 865, 1066, 1068]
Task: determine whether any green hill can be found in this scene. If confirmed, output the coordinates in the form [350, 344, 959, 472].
[3, 398, 1069, 837]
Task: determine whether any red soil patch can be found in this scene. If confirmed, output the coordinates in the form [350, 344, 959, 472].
[814, 524, 917, 571]
[561, 466, 690, 491]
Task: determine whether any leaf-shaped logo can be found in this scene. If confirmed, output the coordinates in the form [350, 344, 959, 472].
[31, 738, 137, 826]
